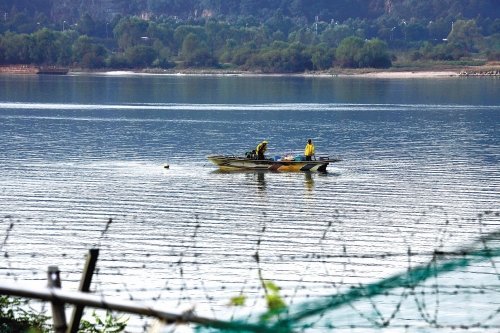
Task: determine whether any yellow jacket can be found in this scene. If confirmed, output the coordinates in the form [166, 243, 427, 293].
[304, 143, 315, 156]
[256, 141, 268, 154]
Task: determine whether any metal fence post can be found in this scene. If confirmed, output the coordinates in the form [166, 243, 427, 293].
[47, 265, 67, 333]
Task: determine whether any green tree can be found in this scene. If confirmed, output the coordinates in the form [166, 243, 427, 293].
[180, 33, 217, 67]
[320, 24, 354, 47]
[428, 18, 453, 41]
[447, 19, 482, 52]
[247, 48, 282, 72]
[125, 45, 157, 67]
[153, 46, 176, 68]
[404, 21, 429, 41]
[288, 27, 316, 45]
[484, 31, 500, 61]
[107, 53, 129, 68]
[230, 42, 257, 66]
[335, 36, 364, 67]
[336, 36, 391, 68]
[73, 36, 92, 58]
[487, 19, 500, 36]
[310, 43, 334, 70]
[0, 32, 33, 64]
[173, 25, 206, 51]
[219, 38, 236, 63]
[247, 42, 313, 73]
[205, 20, 234, 58]
[113, 17, 149, 50]
[283, 42, 313, 72]
[77, 13, 96, 36]
[8, 10, 33, 33]
[72, 35, 106, 68]
[420, 42, 465, 61]
[264, 10, 295, 38]
[148, 22, 175, 50]
[31, 28, 62, 64]
[56, 31, 75, 65]
[359, 38, 391, 68]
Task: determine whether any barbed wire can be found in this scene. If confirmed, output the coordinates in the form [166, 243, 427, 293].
[0, 210, 499, 332]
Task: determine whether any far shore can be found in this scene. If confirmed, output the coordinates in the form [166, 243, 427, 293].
[68, 62, 500, 78]
[141, 69, 463, 78]
[344, 70, 460, 78]
[2, 63, 499, 78]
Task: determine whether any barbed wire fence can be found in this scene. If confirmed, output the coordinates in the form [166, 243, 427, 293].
[0, 210, 499, 332]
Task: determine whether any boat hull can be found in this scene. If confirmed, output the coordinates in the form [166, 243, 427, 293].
[37, 66, 69, 75]
[207, 155, 340, 172]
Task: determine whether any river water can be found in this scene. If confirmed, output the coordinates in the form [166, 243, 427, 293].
[0, 74, 499, 332]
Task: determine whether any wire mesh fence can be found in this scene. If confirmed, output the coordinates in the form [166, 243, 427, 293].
[1, 209, 498, 332]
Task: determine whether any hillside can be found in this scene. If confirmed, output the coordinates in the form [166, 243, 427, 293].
[1, 0, 499, 22]
[0, 0, 499, 72]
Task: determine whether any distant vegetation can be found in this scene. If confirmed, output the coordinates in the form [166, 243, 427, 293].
[0, 0, 498, 72]
[0, 296, 48, 332]
[0, 295, 127, 333]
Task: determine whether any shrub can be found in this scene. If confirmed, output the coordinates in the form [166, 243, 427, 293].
[0, 296, 49, 333]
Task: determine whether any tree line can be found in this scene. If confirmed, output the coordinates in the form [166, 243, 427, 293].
[2, 0, 499, 25]
[0, 1, 498, 72]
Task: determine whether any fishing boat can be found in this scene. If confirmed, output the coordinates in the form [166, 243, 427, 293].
[207, 154, 341, 172]
[37, 66, 69, 75]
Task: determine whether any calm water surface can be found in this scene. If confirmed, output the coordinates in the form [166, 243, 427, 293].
[0, 74, 499, 332]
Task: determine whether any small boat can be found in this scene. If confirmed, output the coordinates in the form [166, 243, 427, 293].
[37, 66, 69, 75]
[207, 154, 341, 172]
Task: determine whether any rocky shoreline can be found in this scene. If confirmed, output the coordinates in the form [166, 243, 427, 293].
[459, 69, 500, 76]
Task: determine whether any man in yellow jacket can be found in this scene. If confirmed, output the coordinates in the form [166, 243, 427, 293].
[256, 140, 268, 160]
[304, 139, 315, 161]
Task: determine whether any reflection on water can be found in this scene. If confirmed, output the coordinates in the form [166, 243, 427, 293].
[210, 169, 325, 193]
[256, 171, 266, 191]
[1, 75, 498, 106]
[304, 172, 314, 191]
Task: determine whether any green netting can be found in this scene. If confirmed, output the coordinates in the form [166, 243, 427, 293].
[194, 231, 499, 333]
